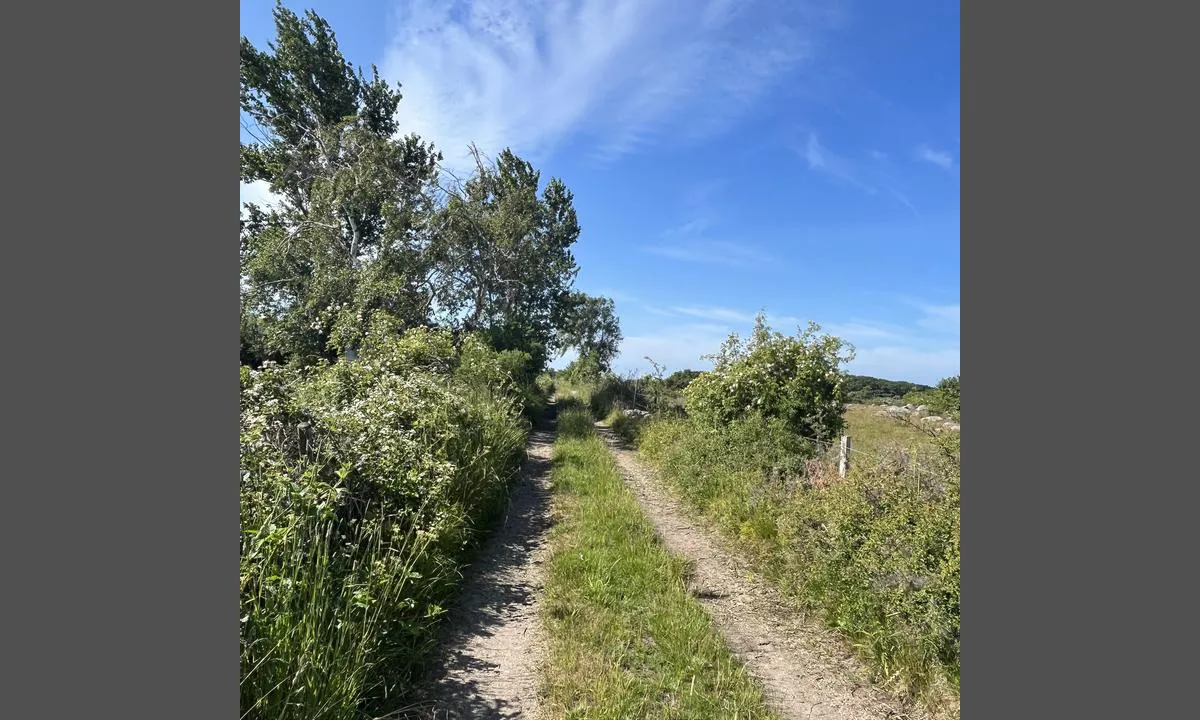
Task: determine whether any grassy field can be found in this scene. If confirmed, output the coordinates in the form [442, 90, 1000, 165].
[540, 400, 780, 719]
[841, 404, 940, 457]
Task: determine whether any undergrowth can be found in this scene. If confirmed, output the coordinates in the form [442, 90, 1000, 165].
[240, 326, 544, 719]
[638, 415, 960, 715]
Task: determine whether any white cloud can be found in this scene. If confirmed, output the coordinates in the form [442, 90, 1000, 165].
[643, 240, 774, 267]
[381, 0, 842, 174]
[663, 217, 716, 238]
[803, 133, 920, 214]
[672, 306, 757, 323]
[910, 302, 959, 334]
[613, 323, 732, 375]
[916, 144, 954, 169]
[823, 321, 905, 342]
[804, 132, 872, 192]
[889, 189, 919, 217]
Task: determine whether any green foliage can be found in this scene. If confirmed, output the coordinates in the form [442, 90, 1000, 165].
[560, 350, 605, 385]
[684, 314, 854, 445]
[605, 407, 645, 445]
[542, 406, 779, 719]
[901, 375, 961, 421]
[427, 147, 582, 365]
[934, 376, 960, 420]
[664, 368, 703, 391]
[240, 3, 440, 363]
[638, 415, 960, 707]
[586, 374, 642, 419]
[557, 292, 623, 372]
[240, 7, 605, 373]
[843, 375, 932, 404]
[240, 328, 539, 719]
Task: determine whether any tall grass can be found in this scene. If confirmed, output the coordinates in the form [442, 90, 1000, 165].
[540, 400, 779, 719]
[638, 415, 960, 714]
[240, 508, 429, 720]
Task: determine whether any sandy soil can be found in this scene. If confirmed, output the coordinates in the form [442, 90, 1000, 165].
[401, 407, 557, 719]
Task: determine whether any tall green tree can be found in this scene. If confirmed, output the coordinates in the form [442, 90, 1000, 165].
[427, 148, 581, 368]
[558, 291, 622, 372]
[240, 2, 440, 364]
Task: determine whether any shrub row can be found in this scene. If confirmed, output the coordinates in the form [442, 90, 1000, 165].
[240, 325, 541, 720]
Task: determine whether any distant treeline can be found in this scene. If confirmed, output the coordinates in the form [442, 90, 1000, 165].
[659, 371, 931, 403]
[552, 367, 933, 405]
[843, 375, 932, 403]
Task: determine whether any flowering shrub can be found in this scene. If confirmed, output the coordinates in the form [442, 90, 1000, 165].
[240, 327, 540, 719]
[684, 315, 854, 445]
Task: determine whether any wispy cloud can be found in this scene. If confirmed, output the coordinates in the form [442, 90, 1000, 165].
[663, 217, 716, 238]
[889, 189, 919, 217]
[915, 303, 959, 333]
[803, 133, 873, 193]
[643, 240, 774, 267]
[823, 321, 906, 342]
[611, 323, 733, 375]
[916, 144, 954, 169]
[672, 306, 757, 323]
[802, 133, 919, 215]
[381, 0, 844, 173]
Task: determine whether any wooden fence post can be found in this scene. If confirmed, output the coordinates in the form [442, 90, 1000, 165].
[838, 435, 851, 478]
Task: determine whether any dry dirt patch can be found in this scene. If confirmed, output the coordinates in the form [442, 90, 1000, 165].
[401, 411, 557, 719]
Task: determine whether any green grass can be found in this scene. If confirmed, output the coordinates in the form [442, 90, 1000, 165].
[240, 510, 429, 720]
[841, 404, 940, 459]
[541, 400, 779, 719]
[603, 407, 645, 445]
[637, 414, 960, 717]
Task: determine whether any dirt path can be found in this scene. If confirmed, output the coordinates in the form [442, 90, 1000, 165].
[403, 406, 557, 719]
[596, 425, 919, 720]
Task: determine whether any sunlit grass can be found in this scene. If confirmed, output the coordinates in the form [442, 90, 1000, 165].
[540, 400, 779, 719]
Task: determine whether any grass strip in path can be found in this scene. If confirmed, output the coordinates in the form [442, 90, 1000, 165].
[540, 400, 779, 720]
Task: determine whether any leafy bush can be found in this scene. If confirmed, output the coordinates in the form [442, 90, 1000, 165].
[604, 407, 645, 444]
[240, 327, 539, 719]
[684, 315, 854, 445]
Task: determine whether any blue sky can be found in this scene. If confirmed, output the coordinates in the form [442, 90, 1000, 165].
[241, 0, 959, 385]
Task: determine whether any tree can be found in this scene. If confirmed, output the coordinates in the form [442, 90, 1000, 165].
[426, 147, 582, 369]
[557, 292, 622, 372]
[240, 2, 440, 364]
[664, 369, 703, 390]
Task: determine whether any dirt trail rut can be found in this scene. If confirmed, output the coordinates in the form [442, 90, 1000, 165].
[404, 408, 556, 719]
[596, 425, 919, 720]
